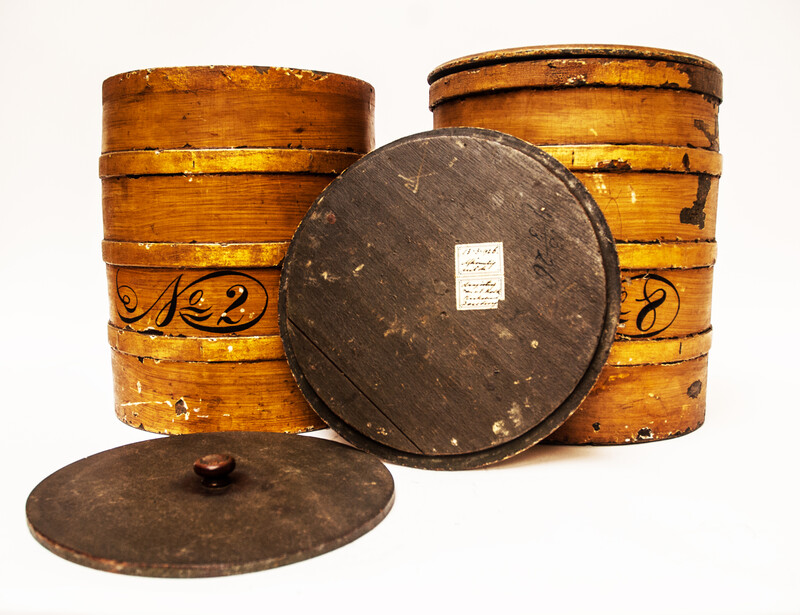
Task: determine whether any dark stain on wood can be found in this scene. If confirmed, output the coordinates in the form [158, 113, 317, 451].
[680, 174, 712, 229]
[687, 379, 703, 398]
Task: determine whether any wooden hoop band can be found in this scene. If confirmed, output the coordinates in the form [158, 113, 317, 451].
[607, 328, 711, 366]
[108, 325, 286, 362]
[99, 148, 361, 178]
[616, 241, 716, 270]
[539, 145, 722, 175]
[102, 240, 289, 268]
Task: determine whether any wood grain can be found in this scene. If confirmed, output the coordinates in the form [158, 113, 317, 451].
[102, 240, 289, 269]
[107, 265, 281, 337]
[103, 173, 336, 243]
[99, 148, 360, 177]
[432, 87, 719, 150]
[102, 66, 374, 153]
[111, 348, 324, 435]
[546, 352, 708, 445]
[429, 56, 722, 108]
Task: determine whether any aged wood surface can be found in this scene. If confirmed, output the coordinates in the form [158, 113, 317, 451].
[26, 432, 393, 577]
[280, 127, 619, 469]
[429, 56, 722, 108]
[433, 88, 719, 150]
[111, 349, 324, 434]
[607, 327, 711, 366]
[108, 325, 286, 362]
[428, 44, 722, 85]
[617, 266, 713, 339]
[546, 352, 709, 445]
[103, 173, 336, 243]
[539, 145, 722, 175]
[102, 66, 374, 153]
[616, 240, 716, 270]
[107, 265, 281, 337]
[102, 240, 289, 269]
[99, 148, 360, 177]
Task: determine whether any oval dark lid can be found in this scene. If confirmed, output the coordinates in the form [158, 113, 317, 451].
[279, 128, 619, 470]
[26, 432, 394, 577]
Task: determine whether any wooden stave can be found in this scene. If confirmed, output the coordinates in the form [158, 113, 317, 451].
[432, 87, 719, 151]
[102, 66, 375, 154]
[429, 56, 723, 109]
[110, 348, 325, 435]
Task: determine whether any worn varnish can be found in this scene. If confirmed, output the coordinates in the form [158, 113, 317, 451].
[26, 432, 394, 577]
[540, 145, 721, 242]
[103, 66, 374, 153]
[429, 45, 722, 150]
[102, 66, 372, 434]
[546, 329, 711, 444]
[280, 128, 619, 469]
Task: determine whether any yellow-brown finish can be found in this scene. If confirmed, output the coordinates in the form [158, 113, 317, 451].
[617, 267, 713, 340]
[102, 66, 375, 154]
[111, 348, 325, 435]
[433, 88, 719, 150]
[607, 328, 711, 366]
[109, 325, 286, 362]
[429, 55, 722, 106]
[616, 241, 716, 270]
[102, 240, 289, 269]
[107, 265, 281, 337]
[103, 173, 336, 243]
[546, 352, 709, 445]
[99, 148, 360, 177]
[536, 146, 722, 242]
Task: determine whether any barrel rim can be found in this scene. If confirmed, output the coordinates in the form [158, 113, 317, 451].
[427, 44, 721, 84]
[102, 240, 289, 269]
[99, 148, 361, 178]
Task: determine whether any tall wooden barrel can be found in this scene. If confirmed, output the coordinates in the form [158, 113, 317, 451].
[428, 46, 722, 444]
[102, 66, 374, 435]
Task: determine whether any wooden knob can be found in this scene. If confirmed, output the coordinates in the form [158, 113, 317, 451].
[193, 454, 236, 488]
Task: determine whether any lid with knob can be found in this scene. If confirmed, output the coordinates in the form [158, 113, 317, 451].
[25, 432, 394, 577]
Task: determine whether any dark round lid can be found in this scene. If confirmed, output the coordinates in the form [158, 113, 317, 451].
[279, 128, 619, 470]
[26, 432, 394, 577]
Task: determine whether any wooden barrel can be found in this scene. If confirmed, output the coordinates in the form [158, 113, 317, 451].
[102, 66, 373, 434]
[429, 46, 721, 444]
[428, 45, 722, 150]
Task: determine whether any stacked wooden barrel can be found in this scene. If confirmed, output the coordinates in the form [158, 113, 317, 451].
[102, 66, 373, 435]
[428, 45, 722, 444]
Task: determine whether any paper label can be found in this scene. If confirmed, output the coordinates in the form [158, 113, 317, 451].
[455, 242, 505, 310]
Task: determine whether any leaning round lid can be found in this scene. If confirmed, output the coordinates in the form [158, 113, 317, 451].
[26, 432, 394, 577]
[427, 44, 722, 83]
[279, 127, 620, 470]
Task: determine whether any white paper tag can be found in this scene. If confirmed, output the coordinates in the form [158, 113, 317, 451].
[455, 242, 505, 310]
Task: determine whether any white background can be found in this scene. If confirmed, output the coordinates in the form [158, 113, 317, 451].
[1, 1, 798, 613]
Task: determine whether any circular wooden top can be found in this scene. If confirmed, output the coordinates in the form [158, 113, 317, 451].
[26, 432, 394, 577]
[428, 44, 722, 83]
[280, 128, 619, 470]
